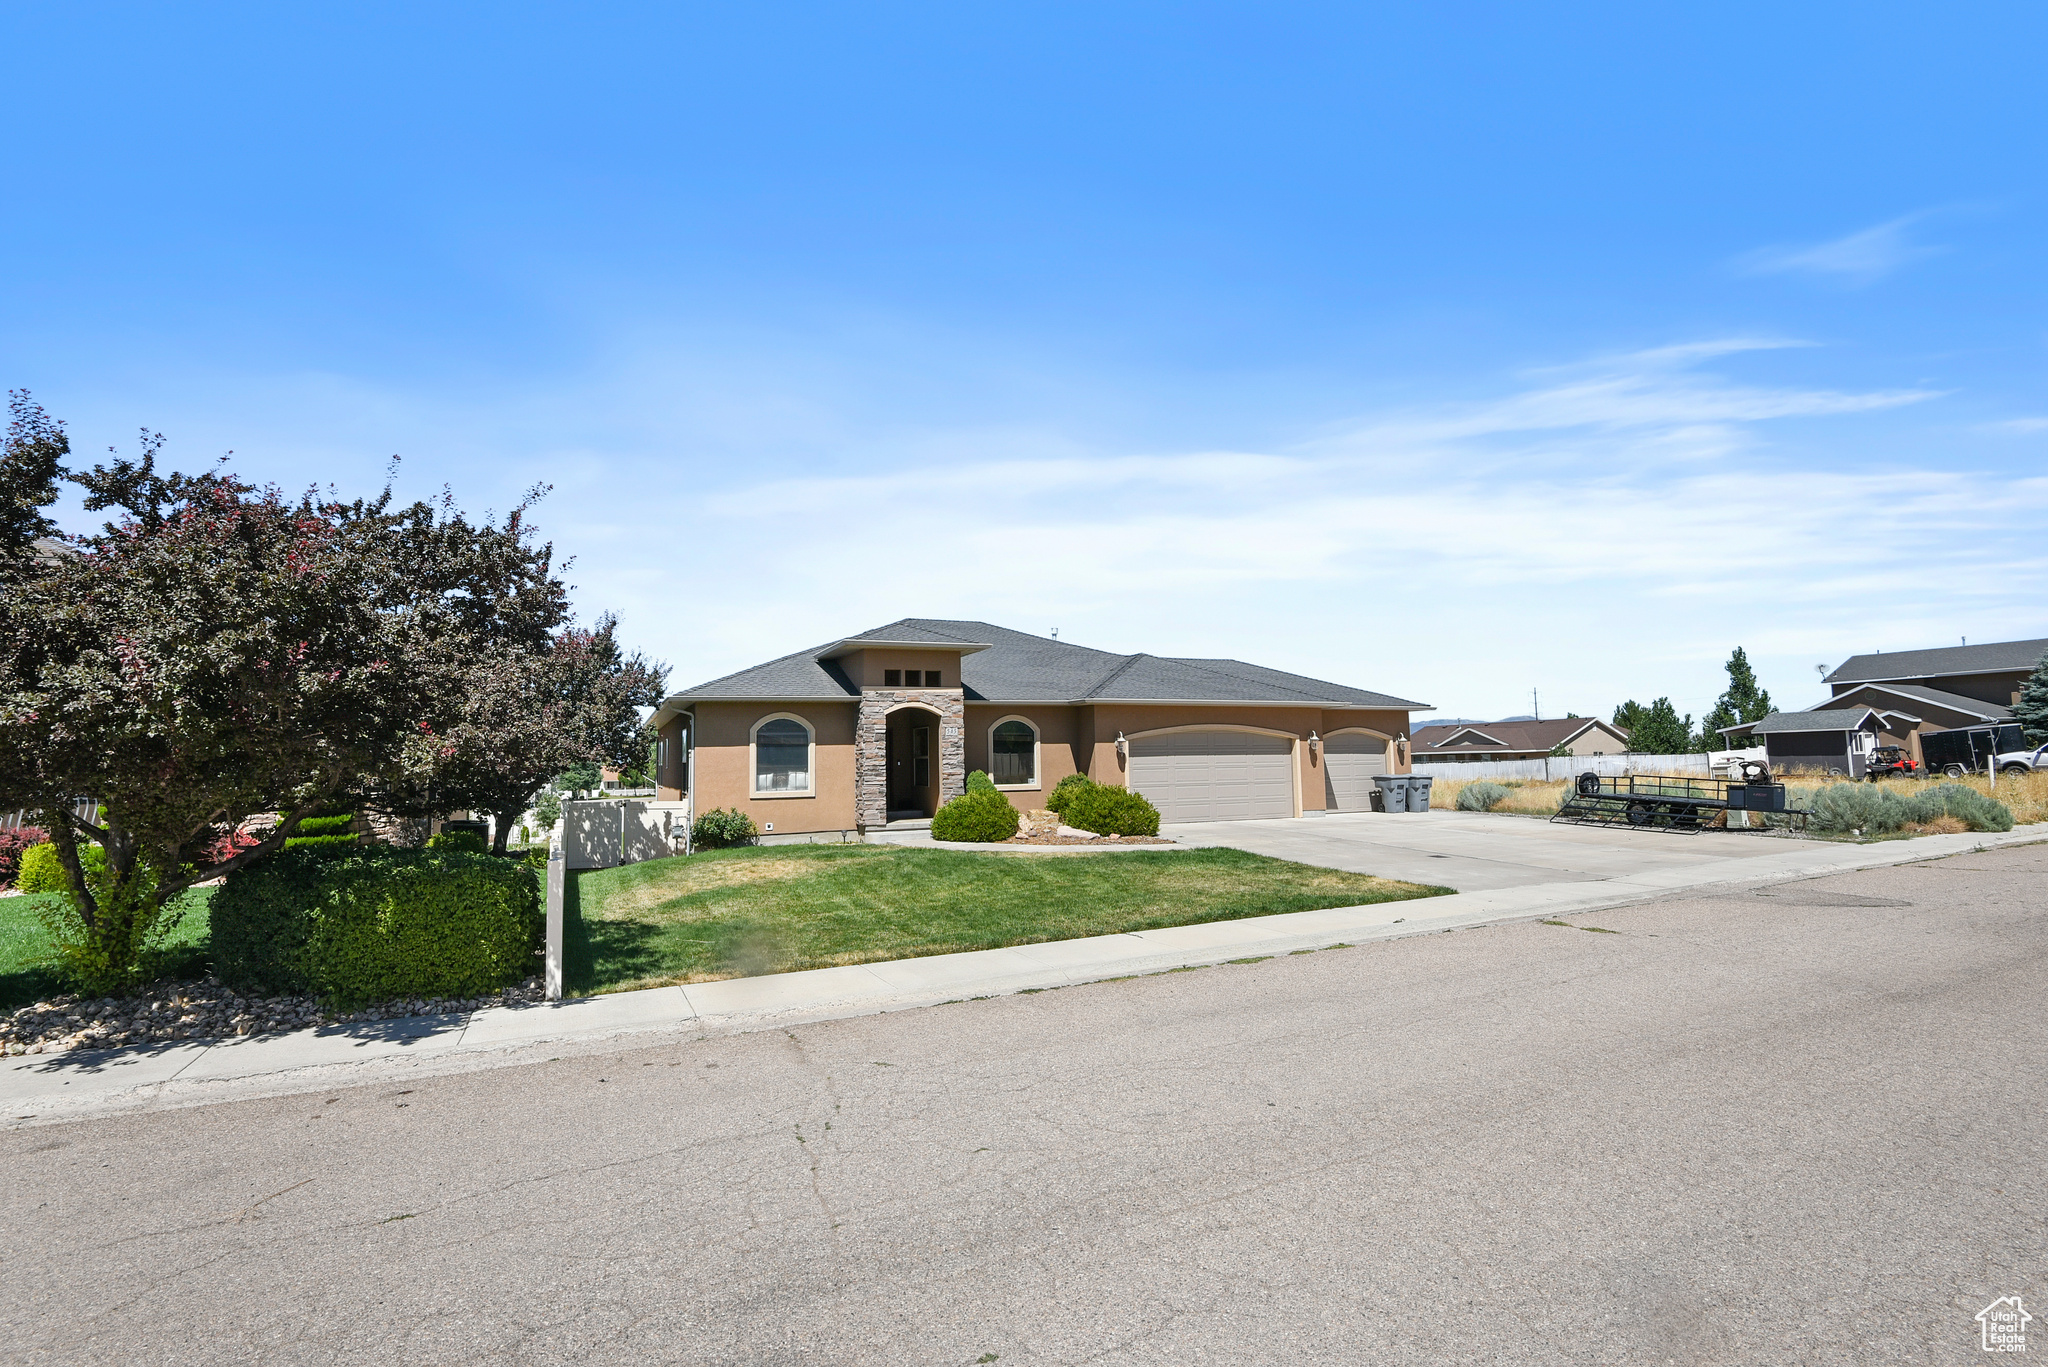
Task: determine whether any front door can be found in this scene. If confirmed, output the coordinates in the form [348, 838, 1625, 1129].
[888, 719, 933, 815]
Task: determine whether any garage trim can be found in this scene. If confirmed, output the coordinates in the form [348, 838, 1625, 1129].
[1124, 723, 1302, 818]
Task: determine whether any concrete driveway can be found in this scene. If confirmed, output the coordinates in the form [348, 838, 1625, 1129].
[1170, 808, 1829, 890]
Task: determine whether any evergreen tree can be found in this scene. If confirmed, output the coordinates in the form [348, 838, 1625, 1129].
[1701, 647, 1775, 749]
[1616, 697, 1695, 754]
[2015, 648, 2048, 745]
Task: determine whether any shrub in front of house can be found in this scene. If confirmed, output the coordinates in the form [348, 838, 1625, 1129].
[1062, 784, 1162, 837]
[932, 788, 1021, 842]
[966, 770, 997, 794]
[0, 826, 47, 887]
[425, 828, 489, 853]
[1045, 773, 1094, 814]
[13, 841, 106, 894]
[211, 846, 542, 1006]
[1456, 781, 1509, 812]
[692, 807, 760, 849]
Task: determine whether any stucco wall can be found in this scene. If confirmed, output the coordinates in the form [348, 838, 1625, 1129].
[836, 648, 970, 691]
[688, 700, 860, 834]
[674, 698, 1418, 825]
[962, 704, 1086, 810]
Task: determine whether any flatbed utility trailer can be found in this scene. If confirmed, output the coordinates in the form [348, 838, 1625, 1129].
[1551, 770, 1804, 834]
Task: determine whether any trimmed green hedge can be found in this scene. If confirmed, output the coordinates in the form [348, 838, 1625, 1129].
[425, 829, 488, 853]
[284, 832, 361, 852]
[966, 770, 997, 794]
[931, 788, 1021, 842]
[211, 847, 542, 1006]
[295, 814, 356, 837]
[1062, 784, 1162, 837]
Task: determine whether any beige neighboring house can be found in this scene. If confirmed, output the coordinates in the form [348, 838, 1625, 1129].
[1412, 717, 1630, 763]
[649, 619, 1430, 840]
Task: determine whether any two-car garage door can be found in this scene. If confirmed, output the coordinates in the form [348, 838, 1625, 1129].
[1127, 730, 1293, 823]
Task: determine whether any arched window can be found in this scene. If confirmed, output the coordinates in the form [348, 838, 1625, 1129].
[752, 715, 814, 794]
[989, 717, 1039, 789]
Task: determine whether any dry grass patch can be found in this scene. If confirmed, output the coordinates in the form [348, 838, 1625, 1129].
[566, 844, 1447, 995]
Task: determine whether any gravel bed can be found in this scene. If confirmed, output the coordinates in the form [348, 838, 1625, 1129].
[0, 976, 547, 1056]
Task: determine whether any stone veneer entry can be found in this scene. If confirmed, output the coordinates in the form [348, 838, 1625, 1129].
[856, 688, 966, 830]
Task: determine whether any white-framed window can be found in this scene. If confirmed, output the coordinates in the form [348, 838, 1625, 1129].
[751, 713, 815, 796]
[988, 715, 1040, 789]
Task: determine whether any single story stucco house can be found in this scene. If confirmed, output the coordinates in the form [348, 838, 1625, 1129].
[1412, 717, 1629, 763]
[649, 619, 1430, 841]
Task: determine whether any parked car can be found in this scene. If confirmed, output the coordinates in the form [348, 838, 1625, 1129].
[1992, 742, 2048, 776]
[1864, 746, 1919, 781]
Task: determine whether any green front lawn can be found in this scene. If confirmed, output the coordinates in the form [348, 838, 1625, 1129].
[0, 888, 216, 1008]
[567, 844, 1449, 995]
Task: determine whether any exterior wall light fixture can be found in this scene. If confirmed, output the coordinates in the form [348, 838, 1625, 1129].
[1307, 730, 1321, 759]
[1115, 731, 1128, 762]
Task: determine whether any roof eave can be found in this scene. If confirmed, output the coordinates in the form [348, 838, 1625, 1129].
[818, 638, 993, 660]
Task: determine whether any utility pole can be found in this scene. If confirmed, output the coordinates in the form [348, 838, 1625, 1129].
[1532, 687, 1540, 721]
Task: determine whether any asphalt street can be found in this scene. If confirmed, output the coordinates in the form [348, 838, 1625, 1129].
[6, 844, 2044, 1365]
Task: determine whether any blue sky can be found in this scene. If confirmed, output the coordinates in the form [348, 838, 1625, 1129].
[6, 3, 2045, 725]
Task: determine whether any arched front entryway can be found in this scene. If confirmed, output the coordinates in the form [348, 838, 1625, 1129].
[885, 704, 943, 818]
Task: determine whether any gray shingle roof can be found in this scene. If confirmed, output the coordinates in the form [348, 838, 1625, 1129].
[1743, 708, 1884, 735]
[1414, 718, 1617, 753]
[663, 618, 1428, 709]
[1826, 637, 2048, 685]
[1829, 681, 2013, 721]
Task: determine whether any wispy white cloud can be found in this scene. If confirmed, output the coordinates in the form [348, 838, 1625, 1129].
[636, 342, 2036, 716]
[1733, 214, 1943, 285]
[52, 337, 2036, 720]
[1979, 417, 2048, 435]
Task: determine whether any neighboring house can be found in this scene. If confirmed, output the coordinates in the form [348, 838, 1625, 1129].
[1412, 717, 1630, 763]
[1796, 638, 2044, 764]
[1716, 707, 1887, 777]
[1825, 638, 2045, 711]
[648, 619, 1429, 840]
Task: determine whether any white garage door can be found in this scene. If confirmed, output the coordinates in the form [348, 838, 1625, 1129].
[1128, 730, 1293, 823]
[1323, 732, 1389, 812]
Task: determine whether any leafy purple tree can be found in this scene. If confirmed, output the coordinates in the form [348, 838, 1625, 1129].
[368, 616, 666, 853]
[0, 392, 626, 992]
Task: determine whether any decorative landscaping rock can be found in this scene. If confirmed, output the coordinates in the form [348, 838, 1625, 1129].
[0, 975, 547, 1056]
[999, 810, 1173, 846]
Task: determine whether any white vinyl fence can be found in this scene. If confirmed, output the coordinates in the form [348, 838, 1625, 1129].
[1412, 753, 1713, 782]
[560, 797, 691, 871]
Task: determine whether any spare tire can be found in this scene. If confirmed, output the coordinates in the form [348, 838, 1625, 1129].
[1577, 772, 1602, 796]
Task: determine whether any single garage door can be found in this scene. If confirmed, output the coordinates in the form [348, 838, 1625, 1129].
[1323, 731, 1389, 812]
[1128, 730, 1293, 823]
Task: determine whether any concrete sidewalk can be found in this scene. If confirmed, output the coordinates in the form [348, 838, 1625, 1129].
[6, 824, 2043, 1123]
